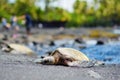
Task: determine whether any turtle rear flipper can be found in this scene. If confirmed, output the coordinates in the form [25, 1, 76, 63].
[77, 60, 105, 68]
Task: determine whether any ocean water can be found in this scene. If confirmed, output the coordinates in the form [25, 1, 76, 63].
[81, 44, 120, 64]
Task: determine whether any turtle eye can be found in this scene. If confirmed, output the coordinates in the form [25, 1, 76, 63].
[43, 60, 49, 64]
[44, 60, 48, 63]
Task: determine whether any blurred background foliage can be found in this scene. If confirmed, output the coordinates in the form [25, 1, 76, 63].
[0, 0, 120, 27]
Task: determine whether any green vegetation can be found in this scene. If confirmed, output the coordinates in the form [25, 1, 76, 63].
[0, 0, 120, 27]
[89, 30, 119, 38]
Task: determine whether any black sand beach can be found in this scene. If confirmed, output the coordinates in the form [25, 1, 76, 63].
[0, 28, 120, 80]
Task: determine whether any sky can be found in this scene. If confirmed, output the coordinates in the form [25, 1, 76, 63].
[35, 0, 76, 12]
[9, 0, 93, 12]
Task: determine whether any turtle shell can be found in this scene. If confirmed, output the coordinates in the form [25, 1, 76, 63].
[51, 48, 89, 61]
[8, 44, 35, 55]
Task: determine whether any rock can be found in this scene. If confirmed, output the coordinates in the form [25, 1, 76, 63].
[74, 38, 83, 44]
[96, 40, 104, 45]
[49, 41, 55, 46]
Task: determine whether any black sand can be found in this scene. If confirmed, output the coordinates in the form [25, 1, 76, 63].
[0, 52, 120, 80]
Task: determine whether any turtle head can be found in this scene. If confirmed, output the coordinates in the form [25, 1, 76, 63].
[0, 43, 13, 52]
[41, 56, 55, 64]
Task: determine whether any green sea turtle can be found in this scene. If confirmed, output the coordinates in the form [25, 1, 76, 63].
[0, 42, 35, 55]
[34, 48, 92, 67]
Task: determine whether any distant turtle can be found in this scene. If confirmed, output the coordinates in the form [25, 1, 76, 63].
[34, 48, 90, 66]
[0, 42, 35, 55]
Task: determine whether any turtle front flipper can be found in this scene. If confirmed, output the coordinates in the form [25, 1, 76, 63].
[34, 56, 55, 65]
[34, 58, 43, 64]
